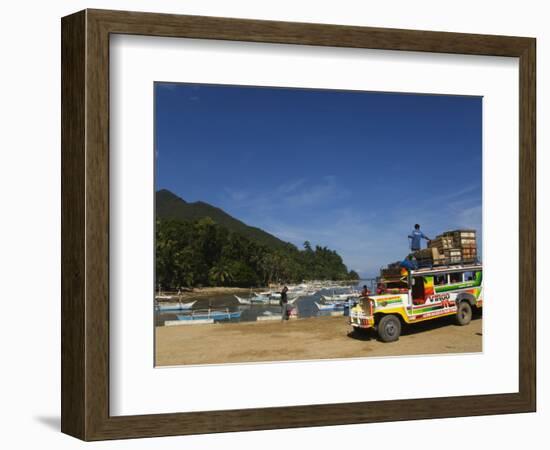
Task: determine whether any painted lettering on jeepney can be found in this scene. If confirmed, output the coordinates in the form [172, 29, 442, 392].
[426, 293, 452, 306]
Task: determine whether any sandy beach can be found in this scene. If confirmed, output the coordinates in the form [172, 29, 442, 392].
[155, 314, 482, 366]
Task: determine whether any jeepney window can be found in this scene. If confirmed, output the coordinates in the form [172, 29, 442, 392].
[463, 271, 475, 281]
[434, 274, 447, 285]
[412, 276, 425, 300]
[387, 281, 407, 289]
[449, 272, 463, 284]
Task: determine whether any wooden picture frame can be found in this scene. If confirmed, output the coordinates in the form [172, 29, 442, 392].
[61, 9, 536, 441]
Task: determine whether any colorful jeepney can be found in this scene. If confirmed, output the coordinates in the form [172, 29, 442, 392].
[350, 263, 482, 342]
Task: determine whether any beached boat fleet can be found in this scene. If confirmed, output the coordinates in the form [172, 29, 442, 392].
[156, 281, 365, 324]
[233, 283, 360, 307]
[176, 308, 242, 321]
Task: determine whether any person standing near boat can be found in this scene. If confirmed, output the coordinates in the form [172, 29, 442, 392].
[280, 286, 289, 321]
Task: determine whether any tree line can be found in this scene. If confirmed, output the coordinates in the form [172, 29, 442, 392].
[156, 217, 359, 289]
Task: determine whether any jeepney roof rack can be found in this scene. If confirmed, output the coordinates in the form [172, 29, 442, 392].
[413, 257, 482, 271]
[378, 257, 482, 281]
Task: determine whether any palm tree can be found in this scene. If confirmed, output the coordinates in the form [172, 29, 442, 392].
[209, 264, 233, 286]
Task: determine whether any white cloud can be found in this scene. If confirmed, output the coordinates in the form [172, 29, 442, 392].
[277, 178, 307, 194]
[223, 187, 249, 202]
[220, 178, 481, 278]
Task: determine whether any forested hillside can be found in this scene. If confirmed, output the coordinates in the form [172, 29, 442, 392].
[155, 191, 359, 288]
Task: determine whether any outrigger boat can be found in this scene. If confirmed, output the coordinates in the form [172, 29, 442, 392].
[234, 294, 272, 305]
[259, 290, 305, 300]
[257, 290, 289, 300]
[155, 286, 188, 302]
[156, 300, 197, 311]
[321, 293, 352, 302]
[234, 295, 252, 305]
[320, 289, 360, 303]
[177, 308, 242, 321]
[235, 293, 301, 305]
[314, 301, 350, 311]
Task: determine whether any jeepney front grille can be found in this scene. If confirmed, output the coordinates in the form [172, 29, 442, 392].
[350, 306, 372, 327]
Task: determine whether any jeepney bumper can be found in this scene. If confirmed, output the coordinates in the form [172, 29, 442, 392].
[349, 308, 374, 329]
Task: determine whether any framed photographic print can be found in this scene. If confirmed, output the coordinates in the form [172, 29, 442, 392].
[61, 9, 536, 441]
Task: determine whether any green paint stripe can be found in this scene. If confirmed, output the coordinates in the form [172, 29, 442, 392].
[375, 299, 402, 306]
[436, 282, 480, 292]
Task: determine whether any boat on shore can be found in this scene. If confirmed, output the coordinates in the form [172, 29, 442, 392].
[156, 300, 196, 311]
[320, 287, 360, 303]
[321, 294, 360, 302]
[177, 308, 242, 321]
[314, 301, 350, 311]
[234, 294, 272, 305]
[234, 295, 252, 305]
[321, 293, 349, 302]
[235, 294, 301, 305]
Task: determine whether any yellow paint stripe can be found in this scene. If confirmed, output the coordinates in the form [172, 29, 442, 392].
[371, 307, 457, 324]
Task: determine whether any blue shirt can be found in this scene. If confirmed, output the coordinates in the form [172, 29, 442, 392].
[409, 229, 429, 250]
[400, 258, 418, 271]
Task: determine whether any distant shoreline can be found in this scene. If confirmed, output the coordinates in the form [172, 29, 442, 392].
[156, 287, 260, 302]
[156, 280, 361, 302]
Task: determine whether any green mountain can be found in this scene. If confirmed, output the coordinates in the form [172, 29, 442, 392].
[155, 189, 291, 250]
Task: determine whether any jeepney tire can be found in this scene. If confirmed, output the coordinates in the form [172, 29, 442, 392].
[377, 315, 401, 343]
[456, 301, 472, 326]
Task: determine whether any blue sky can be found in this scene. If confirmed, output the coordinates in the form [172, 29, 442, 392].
[155, 82, 482, 278]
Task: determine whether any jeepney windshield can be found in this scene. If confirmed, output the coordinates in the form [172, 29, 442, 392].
[377, 279, 408, 294]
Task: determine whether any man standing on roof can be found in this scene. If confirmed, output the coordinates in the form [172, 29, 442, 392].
[408, 224, 431, 252]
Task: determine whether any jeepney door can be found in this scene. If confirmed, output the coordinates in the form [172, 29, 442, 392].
[411, 276, 426, 305]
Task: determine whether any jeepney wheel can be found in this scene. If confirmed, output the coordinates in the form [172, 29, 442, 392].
[377, 315, 401, 342]
[456, 301, 472, 325]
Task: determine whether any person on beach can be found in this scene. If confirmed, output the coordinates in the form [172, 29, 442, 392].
[361, 285, 370, 297]
[280, 286, 289, 321]
[408, 224, 431, 252]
